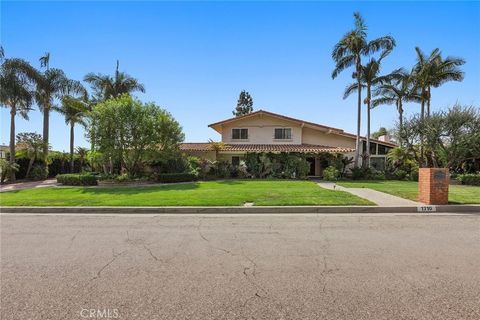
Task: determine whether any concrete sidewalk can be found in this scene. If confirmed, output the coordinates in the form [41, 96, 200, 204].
[317, 181, 421, 206]
[0, 179, 58, 193]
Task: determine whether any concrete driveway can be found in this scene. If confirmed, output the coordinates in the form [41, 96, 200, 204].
[0, 179, 58, 192]
[1, 213, 479, 320]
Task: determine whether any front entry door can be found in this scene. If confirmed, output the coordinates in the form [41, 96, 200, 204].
[306, 157, 316, 176]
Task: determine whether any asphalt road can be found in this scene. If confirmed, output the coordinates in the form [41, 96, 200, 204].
[1, 213, 480, 320]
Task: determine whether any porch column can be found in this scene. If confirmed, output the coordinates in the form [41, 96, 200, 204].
[315, 157, 321, 176]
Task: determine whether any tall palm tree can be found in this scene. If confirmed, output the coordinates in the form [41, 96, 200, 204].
[84, 60, 145, 102]
[332, 12, 395, 167]
[343, 50, 397, 167]
[427, 54, 465, 116]
[54, 83, 90, 172]
[36, 66, 83, 163]
[411, 47, 464, 166]
[412, 47, 465, 118]
[0, 58, 39, 182]
[373, 71, 420, 145]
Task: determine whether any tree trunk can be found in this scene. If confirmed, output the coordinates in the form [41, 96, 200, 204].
[70, 123, 75, 173]
[426, 86, 431, 118]
[9, 106, 16, 182]
[42, 102, 50, 164]
[366, 85, 371, 168]
[26, 157, 35, 179]
[398, 100, 403, 147]
[420, 88, 425, 167]
[354, 58, 362, 168]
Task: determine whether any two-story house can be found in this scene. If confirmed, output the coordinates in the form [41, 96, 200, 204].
[180, 110, 396, 176]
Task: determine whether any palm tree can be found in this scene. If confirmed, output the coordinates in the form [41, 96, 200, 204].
[343, 50, 397, 167]
[0, 58, 39, 182]
[54, 83, 90, 172]
[332, 12, 395, 167]
[36, 66, 83, 164]
[84, 60, 145, 102]
[208, 139, 225, 160]
[412, 47, 465, 118]
[76, 147, 89, 171]
[16, 132, 45, 178]
[373, 71, 420, 145]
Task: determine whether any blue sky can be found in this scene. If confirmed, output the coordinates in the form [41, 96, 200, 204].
[1, 1, 479, 151]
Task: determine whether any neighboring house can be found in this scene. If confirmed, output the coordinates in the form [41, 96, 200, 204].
[0, 145, 8, 160]
[180, 110, 396, 176]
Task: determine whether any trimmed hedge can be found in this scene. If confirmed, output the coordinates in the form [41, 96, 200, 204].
[56, 174, 98, 186]
[157, 173, 198, 183]
[457, 173, 480, 186]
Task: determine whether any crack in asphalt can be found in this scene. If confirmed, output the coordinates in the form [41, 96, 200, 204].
[197, 218, 232, 254]
[65, 230, 80, 251]
[91, 249, 127, 281]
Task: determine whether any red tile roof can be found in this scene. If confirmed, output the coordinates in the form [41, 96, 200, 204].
[180, 143, 354, 153]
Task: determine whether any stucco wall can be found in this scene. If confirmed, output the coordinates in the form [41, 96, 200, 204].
[220, 114, 302, 144]
[301, 127, 356, 148]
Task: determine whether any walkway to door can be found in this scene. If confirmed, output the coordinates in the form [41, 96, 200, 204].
[316, 181, 420, 206]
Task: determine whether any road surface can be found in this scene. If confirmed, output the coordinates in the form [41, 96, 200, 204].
[1, 212, 480, 319]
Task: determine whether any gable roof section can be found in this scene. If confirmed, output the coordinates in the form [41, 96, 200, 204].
[209, 110, 344, 134]
[208, 109, 396, 147]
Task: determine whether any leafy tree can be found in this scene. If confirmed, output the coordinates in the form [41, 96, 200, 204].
[233, 90, 253, 117]
[343, 50, 397, 167]
[54, 84, 89, 172]
[88, 95, 184, 176]
[399, 105, 480, 168]
[0, 58, 39, 182]
[332, 12, 395, 167]
[16, 132, 47, 178]
[84, 60, 145, 102]
[371, 127, 388, 140]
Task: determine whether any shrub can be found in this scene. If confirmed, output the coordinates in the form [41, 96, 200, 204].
[350, 167, 372, 180]
[323, 166, 340, 181]
[56, 173, 98, 186]
[157, 172, 198, 183]
[29, 164, 48, 180]
[0, 159, 20, 183]
[457, 173, 480, 186]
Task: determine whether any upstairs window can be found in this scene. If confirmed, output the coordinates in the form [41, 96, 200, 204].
[232, 128, 248, 140]
[274, 128, 292, 140]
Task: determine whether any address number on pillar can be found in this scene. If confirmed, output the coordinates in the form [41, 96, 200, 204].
[417, 205, 437, 212]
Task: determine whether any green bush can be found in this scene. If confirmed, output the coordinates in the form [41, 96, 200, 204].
[457, 173, 480, 186]
[350, 167, 372, 180]
[0, 159, 19, 183]
[56, 173, 98, 186]
[157, 173, 198, 183]
[29, 164, 48, 180]
[323, 166, 340, 181]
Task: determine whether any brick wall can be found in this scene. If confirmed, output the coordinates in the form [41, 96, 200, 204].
[418, 168, 449, 205]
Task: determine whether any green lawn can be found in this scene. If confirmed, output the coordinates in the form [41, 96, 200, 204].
[0, 180, 373, 206]
[337, 180, 480, 204]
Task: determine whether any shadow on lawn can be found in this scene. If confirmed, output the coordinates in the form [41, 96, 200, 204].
[75, 182, 201, 195]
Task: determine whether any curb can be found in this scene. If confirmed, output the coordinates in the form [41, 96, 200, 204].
[1, 205, 479, 214]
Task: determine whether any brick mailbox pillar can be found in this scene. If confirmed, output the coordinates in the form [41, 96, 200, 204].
[418, 168, 449, 205]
